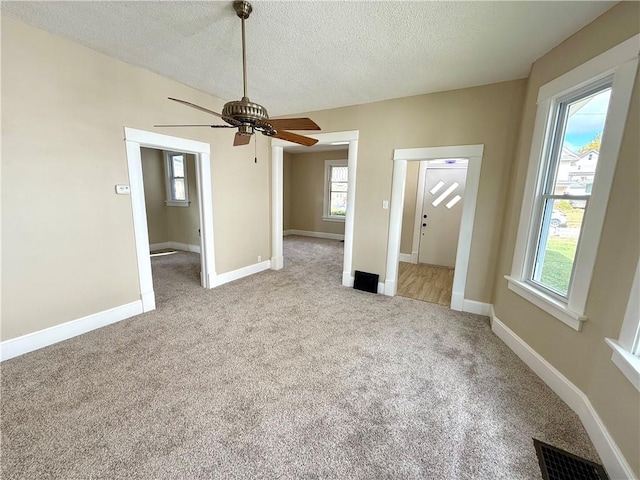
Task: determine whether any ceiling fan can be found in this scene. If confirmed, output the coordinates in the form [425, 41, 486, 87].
[155, 1, 320, 147]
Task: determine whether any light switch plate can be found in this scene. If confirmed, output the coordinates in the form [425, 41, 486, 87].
[382, 200, 389, 209]
[115, 185, 131, 195]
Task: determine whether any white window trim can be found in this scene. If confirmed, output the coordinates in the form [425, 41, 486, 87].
[506, 34, 639, 331]
[605, 261, 640, 392]
[164, 151, 190, 207]
[323, 159, 348, 222]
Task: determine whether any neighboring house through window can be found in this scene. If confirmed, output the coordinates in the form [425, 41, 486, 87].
[506, 34, 638, 331]
[164, 151, 189, 207]
[324, 160, 348, 221]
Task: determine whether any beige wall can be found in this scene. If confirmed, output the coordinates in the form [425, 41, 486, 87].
[287, 150, 348, 236]
[141, 148, 201, 247]
[283, 152, 292, 231]
[491, 3, 640, 476]
[288, 80, 526, 302]
[1, 16, 270, 341]
[400, 161, 420, 254]
[141, 148, 168, 245]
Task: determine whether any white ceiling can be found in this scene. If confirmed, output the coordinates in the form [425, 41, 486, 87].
[1, 1, 615, 117]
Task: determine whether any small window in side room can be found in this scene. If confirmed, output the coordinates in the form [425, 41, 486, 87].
[324, 160, 348, 221]
[164, 151, 189, 207]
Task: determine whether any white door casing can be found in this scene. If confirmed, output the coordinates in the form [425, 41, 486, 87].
[124, 127, 216, 313]
[418, 166, 468, 267]
[386, 145, 484, 311]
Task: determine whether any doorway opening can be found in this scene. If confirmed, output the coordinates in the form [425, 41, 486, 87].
[271, 131, 359, 288]
[141, 148, 202, 297]
[385, 144, 484, 312]
[124, 128, 216, 313]
[280, 148, 348, 276]
[397, 159, 469, 305]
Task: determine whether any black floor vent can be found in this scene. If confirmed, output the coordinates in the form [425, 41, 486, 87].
[534, 439, 609, 480]
[353, 270, 379, 294]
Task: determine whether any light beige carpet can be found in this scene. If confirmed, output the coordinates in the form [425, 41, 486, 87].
[1, 236, 599, 479]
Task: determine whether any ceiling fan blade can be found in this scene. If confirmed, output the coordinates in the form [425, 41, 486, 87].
[168, 97, 240, 126]
[234, 133, 252, 146]
[154, 124, 234, 128]
[270, 130, 319, 147]
[265, 118, 320, 131]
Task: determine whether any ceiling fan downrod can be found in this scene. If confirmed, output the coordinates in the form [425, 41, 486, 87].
[233, 0, 252, 99]
[225, 1, 265, 139]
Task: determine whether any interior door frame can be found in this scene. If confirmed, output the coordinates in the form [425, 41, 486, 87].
[124, 127, 216, 313]
[271, 131, 359, 287]
[414, 162, 469, 266]
[385, 144, 484, 311]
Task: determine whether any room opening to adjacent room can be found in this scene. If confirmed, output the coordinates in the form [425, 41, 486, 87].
[281, 145, 349, 281]
[141, 148, 203, 300]
[272, 130, 359, 288]
[397, 159, 469, 305]
[386, 144, 482, 308]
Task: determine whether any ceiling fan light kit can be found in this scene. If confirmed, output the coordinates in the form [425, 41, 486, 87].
[156, 0, 320, 147]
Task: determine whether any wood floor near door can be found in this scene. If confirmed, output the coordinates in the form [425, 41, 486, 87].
[397, 262, 454, 306]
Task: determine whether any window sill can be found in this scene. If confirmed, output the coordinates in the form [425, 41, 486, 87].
[165, 201, 190, 208]
[505, 276, 586, 331]
[322, 216, 345, 223]
[605, 338, 640, 392]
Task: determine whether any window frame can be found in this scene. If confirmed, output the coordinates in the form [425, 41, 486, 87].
[525, 79, 612, 302]
[605, 260, 640, 392]
[164, 151, 190, 207]
[505, 34, 639, 331]
[323, 159, 348, 222]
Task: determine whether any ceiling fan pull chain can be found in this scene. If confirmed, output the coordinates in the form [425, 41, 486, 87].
[254, 134, 257, 163]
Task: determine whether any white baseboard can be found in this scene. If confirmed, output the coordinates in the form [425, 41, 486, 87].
[399, 253, 413, 263]
[172, 242, 200, 254]
[0, 300, 144, 362]
[461, 299, 492, 316]
[398, 252, 418, 264]
[150, 242, 170, 251]
[141, 290, 156, 312]
[270, 256, 284, 271]
[343, 274, 384, 294]
[285, 229, 345, 241]
[451, 291, 464, 311]
[150, 241, 200, 254]
[384, 279, 395, 296]
[490, 307, 635, 480]
[204, 272, 216, 289]
[213, 260, 271, 287]
[283, 229, 293, 236]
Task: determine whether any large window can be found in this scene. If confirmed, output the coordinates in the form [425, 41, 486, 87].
[164, 151, 189, 207]
[324, 160, 348, 221]
[506, 35, 638, 331]
[529, 82, 611, 299]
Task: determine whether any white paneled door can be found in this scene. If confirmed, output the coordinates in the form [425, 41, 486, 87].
[418, 167, 467, 267]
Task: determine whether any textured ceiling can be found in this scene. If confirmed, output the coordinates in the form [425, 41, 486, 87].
[1, 1, 615, 116]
